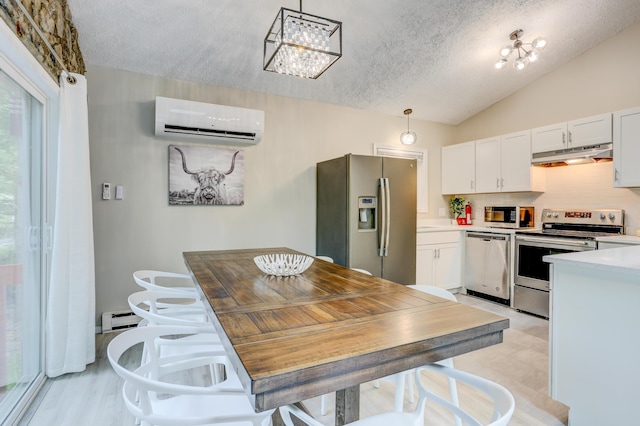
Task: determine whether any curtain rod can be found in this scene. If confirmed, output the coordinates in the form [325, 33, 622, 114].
[14, 0, 77, 84]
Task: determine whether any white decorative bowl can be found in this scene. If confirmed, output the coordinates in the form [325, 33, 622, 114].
[253, 254, 314, 277]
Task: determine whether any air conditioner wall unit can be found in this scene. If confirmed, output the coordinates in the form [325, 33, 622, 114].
[155, 96, 264, 144]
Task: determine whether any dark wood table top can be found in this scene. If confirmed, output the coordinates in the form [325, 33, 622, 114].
[184, 247, 509, 414]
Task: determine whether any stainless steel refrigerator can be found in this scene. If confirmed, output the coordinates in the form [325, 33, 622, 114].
[316, 154, 417, 284]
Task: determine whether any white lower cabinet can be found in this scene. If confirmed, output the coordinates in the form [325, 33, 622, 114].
[416, 231, 461, 290]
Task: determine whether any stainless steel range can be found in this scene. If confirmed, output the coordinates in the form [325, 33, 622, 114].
[514, 208, 624, 318]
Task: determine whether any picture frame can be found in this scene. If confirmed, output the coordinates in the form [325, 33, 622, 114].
[169, 144, 244, 205]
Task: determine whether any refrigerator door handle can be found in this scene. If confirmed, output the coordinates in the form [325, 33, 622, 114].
[384, 177, 391, 256]
[378, 177, 386, 256]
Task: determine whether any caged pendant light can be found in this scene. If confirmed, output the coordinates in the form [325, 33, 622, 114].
[400, 109, 417, 145]
[263, 0, 342, 79]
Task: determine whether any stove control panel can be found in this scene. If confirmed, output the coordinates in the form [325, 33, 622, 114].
[541, 209, 624, 226]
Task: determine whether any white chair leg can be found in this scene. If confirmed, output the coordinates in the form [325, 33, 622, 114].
[320, 394, 327, 416]
[407, 371, 415, 404]
[393, 373, 406, 412]
[373, 379, 380, 388]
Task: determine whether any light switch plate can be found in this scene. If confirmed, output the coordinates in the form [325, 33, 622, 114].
[115, 185, 124, 200]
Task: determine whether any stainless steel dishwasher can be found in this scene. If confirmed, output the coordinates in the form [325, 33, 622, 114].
[465, 232, 510, 303]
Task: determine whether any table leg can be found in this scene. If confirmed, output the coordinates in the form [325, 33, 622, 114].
[336, 385, 360, 426]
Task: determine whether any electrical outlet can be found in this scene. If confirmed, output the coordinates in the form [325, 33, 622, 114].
[102, 183, 111, 200]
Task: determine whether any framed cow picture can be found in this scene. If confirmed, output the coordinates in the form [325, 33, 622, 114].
[169, 144, 244, 206]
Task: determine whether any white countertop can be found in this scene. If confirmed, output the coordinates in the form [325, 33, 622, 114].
[417, 219, 516, 234]
[544, 244, 640, 275]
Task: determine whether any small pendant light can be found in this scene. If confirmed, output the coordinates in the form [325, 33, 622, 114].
[400, 109, 417, 145]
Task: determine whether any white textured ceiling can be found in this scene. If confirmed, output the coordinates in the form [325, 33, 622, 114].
[67, 0, 640, 125]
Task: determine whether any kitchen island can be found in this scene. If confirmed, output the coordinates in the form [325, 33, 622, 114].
[544, 245, 640, 425]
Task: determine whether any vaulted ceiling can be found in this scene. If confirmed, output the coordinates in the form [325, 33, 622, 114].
[67, 0, 640, 125]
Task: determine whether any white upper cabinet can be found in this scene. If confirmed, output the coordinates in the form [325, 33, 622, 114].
[613, 106, 640, 187]
[476, 131, 544, 193]
[532, 113, 612, 153]
[441, 141, 476, 195]
[531, 122, 568, 153]
[475, 136, 501, 192]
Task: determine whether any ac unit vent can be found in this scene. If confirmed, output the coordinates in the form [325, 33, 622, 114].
[101, 310, 141, 333]
[155, 96, 264, 145]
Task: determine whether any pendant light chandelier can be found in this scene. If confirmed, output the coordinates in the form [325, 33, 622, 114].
[400, 109, 417, 145]
[263, 1, 342, 79]
[495, 29, 547, 71]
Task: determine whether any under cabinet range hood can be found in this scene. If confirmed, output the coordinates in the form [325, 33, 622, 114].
[532, 143, 613, 166]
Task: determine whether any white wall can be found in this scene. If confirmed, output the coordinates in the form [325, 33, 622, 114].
[87, 65, 455, 324]
[453, 20, 640, 234]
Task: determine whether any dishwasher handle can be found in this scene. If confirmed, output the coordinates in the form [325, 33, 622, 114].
[466, 232, 508, 241]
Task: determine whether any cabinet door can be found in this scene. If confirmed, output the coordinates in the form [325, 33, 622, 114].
[434, 243, 461, 290]
[441, 141, 476, 195]
[416, 245, 436, 286]
[531, 122, 567, 153]
[568, 113, 612, 148]
[501, 131, 534, 192]
[613, 107, 640, 187]
[475, 137, 501, 193]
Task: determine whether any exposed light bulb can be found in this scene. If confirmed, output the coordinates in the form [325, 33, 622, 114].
[514, 57, 527, 70]
[532, 38, 547, 50]
[495, 58, 507, 69]
[499, 45, 513, 57]
[400, 131, 417, 145]
[527, 51, 539, 63]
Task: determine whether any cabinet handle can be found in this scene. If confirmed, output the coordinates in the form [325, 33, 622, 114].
[496, 178, 500, 189]
[470, 180, 474, 190]
[501, 178, 504, 188]
[568, 131, 572, 144]
[437, 248, 440, 259]
[433, 249, 437, 259]
[615, 168, 619, 181]
[562, 132, 566, 145]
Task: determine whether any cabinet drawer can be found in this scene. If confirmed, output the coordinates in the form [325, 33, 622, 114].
[417, 231, 460, 245]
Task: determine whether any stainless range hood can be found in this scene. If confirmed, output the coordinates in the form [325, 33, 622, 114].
[532, 143, 613, 166]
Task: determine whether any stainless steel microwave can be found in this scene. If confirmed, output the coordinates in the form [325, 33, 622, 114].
[484, 206, 535, 229]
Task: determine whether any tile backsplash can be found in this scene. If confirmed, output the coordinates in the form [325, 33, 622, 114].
[463, 162, 640, 235]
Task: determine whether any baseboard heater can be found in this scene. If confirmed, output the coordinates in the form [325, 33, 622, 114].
[102, 310, 141, 333]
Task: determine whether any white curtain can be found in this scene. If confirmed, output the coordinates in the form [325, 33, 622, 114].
[45, 73, 95, 377]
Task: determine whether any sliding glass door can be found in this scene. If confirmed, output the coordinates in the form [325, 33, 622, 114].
[0, 67, 46, 424]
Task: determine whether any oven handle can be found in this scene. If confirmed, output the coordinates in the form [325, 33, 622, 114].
[516, 236, 594, 247]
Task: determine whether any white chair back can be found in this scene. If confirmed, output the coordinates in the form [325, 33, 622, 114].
[107, 325, 273, 426]
[133, 270, 196, 293]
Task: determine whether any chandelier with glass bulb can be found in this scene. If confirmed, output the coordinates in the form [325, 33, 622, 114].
[263, 1, 342, 79]
[495, 29, 547, 71]
[400, 109, 417, 145]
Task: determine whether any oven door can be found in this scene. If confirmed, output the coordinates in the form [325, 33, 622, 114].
[514, 236, 595, 291]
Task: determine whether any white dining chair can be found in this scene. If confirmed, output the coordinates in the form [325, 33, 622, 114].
[280, 363, 514, 426]
[107, 325, 272, 426]
[316, 255, 334, 263]
[128, 290, 211, 327]
[320, 266, 373, 415]
[133, 270, 198, 293]
[371, 285, 460, 423]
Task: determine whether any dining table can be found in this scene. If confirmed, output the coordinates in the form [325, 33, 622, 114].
[183, 247, 509, 426]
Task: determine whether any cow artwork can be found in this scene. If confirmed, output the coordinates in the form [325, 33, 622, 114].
[169, 145, 244, 205]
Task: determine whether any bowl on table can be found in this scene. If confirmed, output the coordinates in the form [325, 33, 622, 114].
[253, 254, 314, 277]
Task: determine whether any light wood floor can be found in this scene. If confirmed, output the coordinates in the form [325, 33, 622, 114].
[18, 294, 568, 426]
